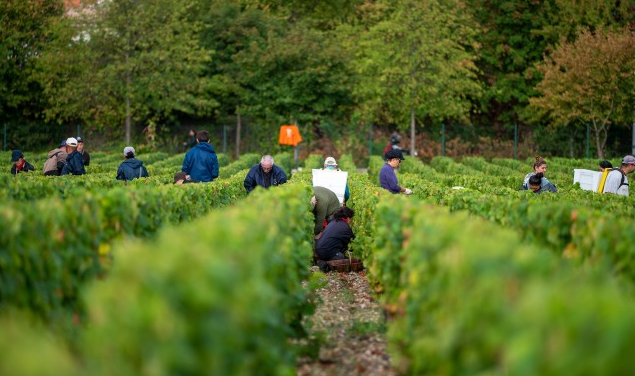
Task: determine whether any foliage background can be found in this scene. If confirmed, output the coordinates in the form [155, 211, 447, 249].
[1, 0, 634, 159]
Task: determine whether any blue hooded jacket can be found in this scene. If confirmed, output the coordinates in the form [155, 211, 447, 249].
[182, 142, 219, 182]
[116, 158, 149, 181]
[61, 150, 86, 176]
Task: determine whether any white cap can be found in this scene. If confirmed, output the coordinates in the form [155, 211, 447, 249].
[66, 137, 78, 147]
[123, 146, 135, 156]
[324, 157, 337, 166]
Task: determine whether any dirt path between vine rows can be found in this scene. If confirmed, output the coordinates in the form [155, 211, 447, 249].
[297, 268, 397, 376]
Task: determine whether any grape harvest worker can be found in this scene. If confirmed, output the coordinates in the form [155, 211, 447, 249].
[77, 136, 90, 167]
[43, 140, 68, 176]
[527, 173, 552, 194]
[311, 186, 341, 237]
[599, 160, 613, 172]
[522, 156, 557, 192]
[182, 130, 219, 183]
[116, 146, 149, 181]
[244, 155, 287, 193]
[602, 155, 635, 196]
[314, 206, 355, 262]
[61, 138, 86, 176]
[323, 156, 350, 203]
[379, 149, 413, 195]
[10, 150, 35, 175]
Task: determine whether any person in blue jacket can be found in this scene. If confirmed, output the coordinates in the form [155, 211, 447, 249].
[182, 130, 219, 183]
[61, 137, 86, 176]
[116, 146, 149, 181]
[379, 149, 412, 195]
[244, 155, 287, 193]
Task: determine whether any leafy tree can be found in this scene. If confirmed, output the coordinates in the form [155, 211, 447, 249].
[345, 0, 481, 152]
[37, 0, 214, 144]
[529, 27, 635, 158]
[0, 0, 63, 125]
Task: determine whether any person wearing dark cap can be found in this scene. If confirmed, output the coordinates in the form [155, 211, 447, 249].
[43, 140, 68, 176]
[602, 155, 635, 196]
[10, 150, 35, 175]
[77, 137, 90, 167]
[61, 137, 86, 176]
[173, 171, 196, 184]
[116, 146, 149, 181]
[380, 149, 412, 195]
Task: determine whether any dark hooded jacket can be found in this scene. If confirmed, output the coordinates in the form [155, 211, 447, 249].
[116, 158, 149, 181]
[244, 164, 287, 193]
[61, 150, 86, 176]
[182, 142, 219, 182]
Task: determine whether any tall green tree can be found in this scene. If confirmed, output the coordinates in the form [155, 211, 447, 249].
[529, 27, 635, 158]
[0, 0, 63, 125]
[346, 0, 481, 153]
[37, 0, 214, 144]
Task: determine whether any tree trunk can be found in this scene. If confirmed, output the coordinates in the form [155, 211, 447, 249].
[410, 106, 415, 156]
[235, 110, 241, 159]
[592, 121, 604, 159]
[125, 66, 131, 145]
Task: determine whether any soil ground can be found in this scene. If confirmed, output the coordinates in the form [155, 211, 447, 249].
[297, 268, 396, 376]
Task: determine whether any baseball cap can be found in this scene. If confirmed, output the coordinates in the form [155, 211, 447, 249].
[123, 146, 135, 156]
[60, 140, 66, 147]
[385, 149, 405, 161]
[324, 157, 337, 166]
[622, 155, 635, 165]
[76, 136, 84, 143]
[10, 150, 23, 162]
[66, 137, 78, 147]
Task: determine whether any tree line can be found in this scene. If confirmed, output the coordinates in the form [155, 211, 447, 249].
[1, 0, 634, 157]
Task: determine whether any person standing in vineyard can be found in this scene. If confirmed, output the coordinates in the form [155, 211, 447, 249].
[61, 138, 85, 176]
[244, 155, 287, 193]
[116, 146, 149, 181]
[379, 150, 413, 195]
[77, 137, 90, 167]
[322, 156, 350, 203]
[10, 150, 35, 175]
[599, 160, 613, 172]
[522, 156, 557, 192]
[182, 130, 219, 183]
[602, 155, 635, 196]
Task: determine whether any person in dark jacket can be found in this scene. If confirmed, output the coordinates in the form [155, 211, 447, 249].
[116, 146, 149, 181]
[77, 136, 90, 167]
[61, 138, 86, 176]
[244, 155, 288, 193]
[315, 206, 355, 262]
[379, 150, 412, 195]
[183, 129, 197, 150]
[182, 130, 219, 182]
[10, 150, 35, 175]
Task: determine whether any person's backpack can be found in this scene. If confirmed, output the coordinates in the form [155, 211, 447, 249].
[602, 168, 628, 192]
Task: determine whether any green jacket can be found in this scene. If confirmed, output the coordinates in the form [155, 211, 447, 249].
[313, 186, 341, 235]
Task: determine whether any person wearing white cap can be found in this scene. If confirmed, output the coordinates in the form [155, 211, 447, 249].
[116, 146, 149, 181]
[323, 157, 350, 203]
[602, 155, 635, 196]
[61, 137, 86, 176]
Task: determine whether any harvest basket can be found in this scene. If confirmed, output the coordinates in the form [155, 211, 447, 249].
[326, 258, 364, 273]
